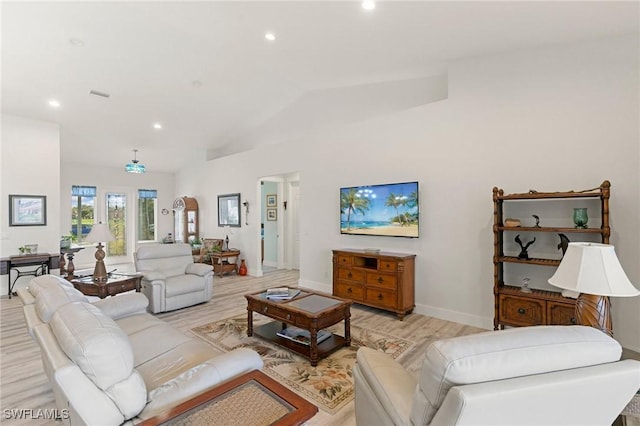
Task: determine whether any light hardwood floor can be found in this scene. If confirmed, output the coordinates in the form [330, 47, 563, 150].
[0, 270, 485, 425]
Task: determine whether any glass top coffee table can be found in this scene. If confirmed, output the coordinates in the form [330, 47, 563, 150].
[245, 289, 352, 366]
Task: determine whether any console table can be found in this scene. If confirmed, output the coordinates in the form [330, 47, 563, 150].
[211, 250, 241, 277]
[0, 253, 59, 298]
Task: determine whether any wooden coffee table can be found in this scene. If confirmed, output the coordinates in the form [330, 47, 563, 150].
[138, 369, 318, 426]
[245, 289, 351, 366]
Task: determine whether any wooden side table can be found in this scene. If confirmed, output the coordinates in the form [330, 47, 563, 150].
[71, 274, 142, 298]
[210, 250, 241, 277]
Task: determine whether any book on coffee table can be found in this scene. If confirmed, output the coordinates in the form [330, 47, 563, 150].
[276, 326, 331, 346]
[265, 288, 301, 300]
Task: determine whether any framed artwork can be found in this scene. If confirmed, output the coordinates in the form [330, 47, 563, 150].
[9, 195, 47, 226]
[218, 193, 241, 227]
[267, 208, 277, 221]
[266, 194, 277, 207]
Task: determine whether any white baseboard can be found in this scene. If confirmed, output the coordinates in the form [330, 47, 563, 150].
[298, 279, 332, 294]
[298, 279, 492, 330]
[413, 302, 493, 330]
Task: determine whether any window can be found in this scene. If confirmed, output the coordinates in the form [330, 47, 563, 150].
[70, 186, 96, 242]
[107, 192, 127, 256]
[138, 189, 157, 242]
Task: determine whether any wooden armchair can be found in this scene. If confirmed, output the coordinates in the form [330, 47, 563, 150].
[193, 239, 223, 264]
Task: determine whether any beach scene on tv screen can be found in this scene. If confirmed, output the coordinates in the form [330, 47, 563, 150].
[340, 182, 419, 238]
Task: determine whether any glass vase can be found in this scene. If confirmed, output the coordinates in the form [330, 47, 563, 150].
[573, 208, 588, 229]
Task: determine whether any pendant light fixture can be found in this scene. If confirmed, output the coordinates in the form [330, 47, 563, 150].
[125, 149, 146, 174]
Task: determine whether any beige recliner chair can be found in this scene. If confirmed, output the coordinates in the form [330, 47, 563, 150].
[134, 243, 214, 313]
[354, 325, 640, 426]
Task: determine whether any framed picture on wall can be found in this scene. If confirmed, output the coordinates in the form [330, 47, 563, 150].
[267, 208, 277, 221]
[9, 194, 47, 226]
[218, 193, 241, 227]
[266, 194, 277, 207]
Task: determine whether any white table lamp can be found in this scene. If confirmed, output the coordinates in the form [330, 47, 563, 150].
[548, 242, 639, 336]
[85, 222, 116, 282]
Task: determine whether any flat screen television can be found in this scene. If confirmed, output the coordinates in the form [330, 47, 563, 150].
[340, 181, 419, 238]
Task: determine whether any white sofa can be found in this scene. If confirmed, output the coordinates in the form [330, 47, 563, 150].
[19, 275, 263, 425]
[134, 243, 213, 313]
[354, 325, 640, 426]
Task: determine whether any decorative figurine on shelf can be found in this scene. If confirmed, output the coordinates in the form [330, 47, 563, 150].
[520, 277, 532, 293]
[557, 233, 570, 257]
[532, 215, 541, 228]
[515, 235, 536, 259]
[223, 235, 230, 252]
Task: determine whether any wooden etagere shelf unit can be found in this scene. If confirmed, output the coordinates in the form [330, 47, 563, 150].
[493, 181, 610, 329]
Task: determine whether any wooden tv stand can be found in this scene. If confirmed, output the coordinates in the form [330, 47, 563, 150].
[332, 249, 415, 320]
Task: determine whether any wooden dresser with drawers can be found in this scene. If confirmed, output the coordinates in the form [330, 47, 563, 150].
[332, 249, 415, 320]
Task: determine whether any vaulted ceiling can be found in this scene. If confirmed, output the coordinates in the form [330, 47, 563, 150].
[2, 1, 637, 172]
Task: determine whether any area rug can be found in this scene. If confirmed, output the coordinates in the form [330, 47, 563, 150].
[191, 314, 415, 414]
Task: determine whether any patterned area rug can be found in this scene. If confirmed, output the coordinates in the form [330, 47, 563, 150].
[191, 314, 415, 414]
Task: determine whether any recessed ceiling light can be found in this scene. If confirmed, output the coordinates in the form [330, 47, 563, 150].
[362, 0, 376, 11]
[265, 32, 276, 41]
[192, 80, 203, 88]
[153, 123, 162, 130]
[69, 38, 84, 47]
[48, 99, 61, 108]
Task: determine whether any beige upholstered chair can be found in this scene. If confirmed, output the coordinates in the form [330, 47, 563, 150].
[134, 243, 213, 313]
[354, 325, 640, 426]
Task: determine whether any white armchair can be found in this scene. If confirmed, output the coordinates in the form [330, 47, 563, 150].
[134, 243, 214, 313]
[354, 325, 640, 426]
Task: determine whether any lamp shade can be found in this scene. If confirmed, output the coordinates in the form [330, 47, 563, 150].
[125, 162, 146, 173]
[85, 223, 115, 243]
[548, 243, 639, 297]
[125, 149, 146, 174]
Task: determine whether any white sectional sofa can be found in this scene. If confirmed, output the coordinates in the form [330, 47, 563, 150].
[19, 275, 262, 425]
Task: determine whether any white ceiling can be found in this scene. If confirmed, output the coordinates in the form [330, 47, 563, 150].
[2, 1, 638, 173]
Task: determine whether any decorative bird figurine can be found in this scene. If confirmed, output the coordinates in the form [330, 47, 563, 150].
[515, 235, 536, 259]
[532, 214, 541, 227]
[557, 233, 570, 257]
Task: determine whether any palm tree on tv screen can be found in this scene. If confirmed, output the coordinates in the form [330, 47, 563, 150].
[385, 192, 407, 225]
[341, 189, 371, 230]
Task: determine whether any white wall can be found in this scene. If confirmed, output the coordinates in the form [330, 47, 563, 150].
[1, 115, 61, 294]
[60, 164, 175, 270]
[176, 35, 640, 351]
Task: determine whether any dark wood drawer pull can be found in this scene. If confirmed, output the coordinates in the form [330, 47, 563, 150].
[570, 317, 577, 324]
[518, 308, 526, 315]
[286, 314, 291, 320]
[348, 272, 352, 278]
[378, 293, 383, 300]
[347, 287, 352, 293]
[377, 277, 384, 284]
